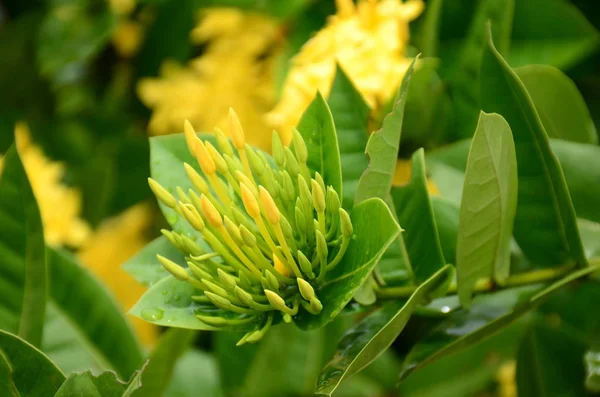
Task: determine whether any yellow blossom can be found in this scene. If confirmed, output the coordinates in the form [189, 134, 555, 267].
[108, 0, 136, 16]
[267, 0, 424, 144]
[138, 8, 282, 152]
[112, 20, 144, 57]
[393, 159, 439, 194]
[496, 360, 517, 397]
[3, 123, 91, 248]
[78, 203, 159, 347]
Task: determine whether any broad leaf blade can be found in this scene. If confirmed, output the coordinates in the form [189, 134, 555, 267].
[327, 65, 370, 209]
[0, 145, 46, 348]
[297, 92, 343, 196]
[0, 329, 65, 395]
[354, 57, 416, 204]
[457, 112, 517, 307]
[431, 197, 460, 266]
[294, 198, 401, 330]
[43, 248, 144, 379]
[316, 265, 454, 396]
[122, 236, 184, 287]
[0, 350, 19, 397]
[165, 349, 223, 397]
[516, 65, 597, 145]
[132, 328, 195, 397]
[391, 149, 446, 282]
[481, 26, 586, 267]
[55, 365, 146, 397]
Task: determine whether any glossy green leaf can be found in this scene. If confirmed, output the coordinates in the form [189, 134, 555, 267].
[0, 146, 46, 348]
[457, 112, 517, 307]
[449, 0, 514, 139]
[516, 321, 587, 397]
[400, 264, 600, 380]
[43, 248, 143, 378]
[0, 330, 65, 396]
[122, 236, 184, 287]
[509, 0, 600, 69]
[130, 275, 216, 331]
[165, 349, 224, 397]
[481, 27, 586, 267]
[354, 57, 416, 204]
[579, 219, 600, 259]
[391, 149, 446, 282]
[316, 265, 454, 396]
[295, 198, 401, 330]
[54, 365, 146, 397]
[327, 65, 370, 209]
[131, 328, 194, 397]
[297, 91, 343, 197]
[0, 350, 19, 397]
[516, 65, 597, 144]
[431, 197, 460, 266]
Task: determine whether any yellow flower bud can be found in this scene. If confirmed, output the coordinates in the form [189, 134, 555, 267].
[273, 253, 290, 277]
[214, 127, 234, 157]
[206, 141, 228, 174]
[195, 140, 217, 175]
[240, 182, 260, 219]
[200, 195, 223, 227]
[228, 108, 246, 150]
[259, 186, 280, 225]
[180, 203, 205, 231]
[264, 290, 290, 314]
[157, 254, 189, 281]
[297, 278, 316, 301]
[183, 120, 198, 155]
[148, 178, 176, 208]
[235, 171, 256, 195]
[184, 163, 209, 194]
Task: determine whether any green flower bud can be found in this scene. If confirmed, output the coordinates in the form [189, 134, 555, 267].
[148, 178, 176, 208]
[245, 146, 265, 176]
[214, 128, 234, 157]
[184, 163, 209, 195]
[157, 254, 189, 281]
[218, 268, 237, 290]
[234, 286, 254, 307]
[239, 225, 257, 248]
[224, 216, 244, 246]
[271, 130, 285, 167]
[339, 208, 353, 238]
[284, 147, 299, 176]
[204, 291, 233, 311]
[202, 279, 229, 298]
[176, 187, 191, 204]
[309, 298, 323, 314]
[264, 269, 280, 292]
[264, 290, 292, 314]
[206, 141, 228, 174]
[297, 278, 316, 302]
[298, 175, 312, 211]
[292, 128, 308, 163]
[315, 172, 326, 196]
[223, 154, 243, 175]
[297, 251, 314, 279]
[188, 261, 213, 281]
[196, 315, 228, 327]
[238, 271, 252, 290]
[181, 235, 204, 256]
[316, 230, 328, 261]
[282, 171, 296, 203]
[311, 179, 326, 213]
[161, 229, 181, 251]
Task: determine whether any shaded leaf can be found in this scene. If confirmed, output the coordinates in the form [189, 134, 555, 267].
[327, 65, 370, 209]
[585, 349, 600, 393]
[297, 92, 343, 197]
[391, 149, 446, 282]
[122, 236, 184, 287]
[354, 57, 416, 204]
[0, 145, 46, 348]
[54, 364, 146, 397]
[165, 349, 224, 397]
[412, 0, 444, 57]
[294, 198, 401, 330]
[0, 330, 65, 396]
[431, 197, 460, 266]
[0, 350, 19, 397]
[457, 112, 517, 307]
[316, 265, 454, 396]
[481, 26, 586, 267]
[132, 329, 195, 397]
[516, 65, 597, 144]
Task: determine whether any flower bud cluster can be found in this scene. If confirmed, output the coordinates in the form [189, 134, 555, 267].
[148, 109, 353, 344]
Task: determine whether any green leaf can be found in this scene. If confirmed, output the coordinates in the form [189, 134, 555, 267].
[400, 264, 600, 380]
[431, 197, 460, 266]
[327, 65, 370, 209]
[297, 92, 343, 197]
[516, 321, 587, 397]
[0, 330, 65, 396]
[122, 236, 184, 287]
[354, 57, 416, 204]
[0, 350, 19, 397]
[132, 329, 195, 397]
[516, 65, 597, 144]
[130, 275, 217, 331]
[457, 112, 517, 307]
[585, 349, 600, 393]
[37, 1, 116, 84]
[0, 146, 46, 348]
[54, 365, 146, 397]
[509, 0, 600, 69]
[579, 219, 600, 259]
[315, 265, 454, 396]
[481, 26, 586, 267]
[448, 0, 514, 139]
[412, 0, 444, 57]
[165, 349, 223, 397]
[294, 198, 401, 330]
[43, 248, 144, 378]
[391, 149, 446, 282]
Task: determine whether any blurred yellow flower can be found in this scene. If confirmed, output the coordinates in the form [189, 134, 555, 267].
[112, 20, 144, 57]
[267, 0, 424, 144]
[393, 159, 439, 193]
[5, 123, 91, 248]
[138, 8, 282, 151]
[78, 203, 159, 347]
[497, 360, 517, 397]
[108, 0, 136, 16]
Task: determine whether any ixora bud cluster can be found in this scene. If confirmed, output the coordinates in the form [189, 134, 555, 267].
[147, 109, 353, 344]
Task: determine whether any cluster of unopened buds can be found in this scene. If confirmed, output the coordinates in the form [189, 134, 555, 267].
[148, 109, 353, 344]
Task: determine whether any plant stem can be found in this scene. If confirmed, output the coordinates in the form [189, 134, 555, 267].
[376, 262, 599, 300]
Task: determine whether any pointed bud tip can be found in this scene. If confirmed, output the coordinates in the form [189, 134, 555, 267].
[240, 182, 261, 219]
[228, 108, 246, 150]
[200, 195, 222, 227]
[259, 186, 280, 225]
